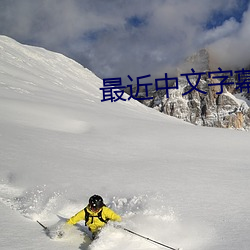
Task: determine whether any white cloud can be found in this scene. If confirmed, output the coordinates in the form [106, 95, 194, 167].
[208, 4, 250, 69]
[201, 18, 240, 45]
[0, 0, 248, 79]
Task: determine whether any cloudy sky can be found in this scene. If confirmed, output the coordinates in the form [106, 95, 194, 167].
[0, 0, 249, 81]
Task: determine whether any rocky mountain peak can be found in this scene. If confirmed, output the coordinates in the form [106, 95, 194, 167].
[141, 48, 250, 130]
[177, 48, 210, 76]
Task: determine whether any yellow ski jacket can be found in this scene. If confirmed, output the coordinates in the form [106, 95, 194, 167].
[67, 206, 121, 233]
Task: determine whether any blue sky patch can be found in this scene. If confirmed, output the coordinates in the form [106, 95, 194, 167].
[126, 15, 148, 28]
[206, 0, 249, 29]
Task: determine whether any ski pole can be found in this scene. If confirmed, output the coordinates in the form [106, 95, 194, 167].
[122, 227, 180, 250]
[37, 220, 48, 231]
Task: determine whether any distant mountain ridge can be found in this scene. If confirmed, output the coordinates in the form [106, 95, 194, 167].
[140, 48, 250, 130]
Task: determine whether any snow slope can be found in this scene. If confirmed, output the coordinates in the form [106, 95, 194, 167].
[0, 36, 250, 250]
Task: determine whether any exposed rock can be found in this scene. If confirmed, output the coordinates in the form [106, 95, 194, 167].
[130, 48, 250, 130]
[139, 49, 250, 130]
[177, 48, 210, 76]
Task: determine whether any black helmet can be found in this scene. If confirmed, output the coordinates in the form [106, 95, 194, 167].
[89, 195, 104, 210]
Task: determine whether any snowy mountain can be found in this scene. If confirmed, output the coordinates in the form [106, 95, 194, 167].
[0, 36, 250, 250]
[142, 49, 250, 130]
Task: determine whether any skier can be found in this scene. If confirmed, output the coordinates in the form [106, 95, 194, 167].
[66, 194, 121, 239]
